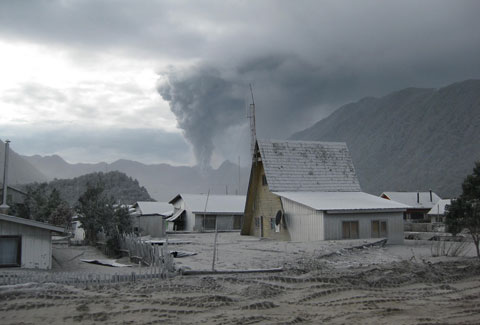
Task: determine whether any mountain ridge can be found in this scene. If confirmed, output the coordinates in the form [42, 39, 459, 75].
[22, 154, 249, 201]
[291, 79, 480, 198]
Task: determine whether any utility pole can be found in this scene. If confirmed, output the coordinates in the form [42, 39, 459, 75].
[247, 84, 257, 160]
[1, 140, 11, 214]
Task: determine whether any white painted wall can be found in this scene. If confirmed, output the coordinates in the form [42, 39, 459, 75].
[281, 197, 325, 241]
[323, 211, 404, 244]
[0, 220, 53, 269]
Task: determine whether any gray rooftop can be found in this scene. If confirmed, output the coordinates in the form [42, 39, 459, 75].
[258, 139, 361, 192]
[0, 213, 65, 233]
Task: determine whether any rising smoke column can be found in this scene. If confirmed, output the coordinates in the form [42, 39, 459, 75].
[158, 65, 246, 169]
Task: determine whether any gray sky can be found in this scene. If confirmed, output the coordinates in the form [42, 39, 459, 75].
[1, 0, 479, 167]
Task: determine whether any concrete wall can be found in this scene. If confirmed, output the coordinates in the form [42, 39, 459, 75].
[137, 215, 165, 238]
[281, 197, 324, 241]
[323, 211, 404, 244]
[0, 220, 53, 269]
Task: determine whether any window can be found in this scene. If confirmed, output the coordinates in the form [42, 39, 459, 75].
[0, 236, 21, 267]
[371, 220, 388, 238]
[233, 215, 243, 230]
[204, 216, 216, 230]
[254, 217, 260, 228]
[262, 174, 268, 186]
[270, 218, 276, 230]
[342, 221, 359, 239]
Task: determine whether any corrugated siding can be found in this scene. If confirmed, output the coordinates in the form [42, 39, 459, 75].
[138, 215, 165, 237]
[323, 212, 404, 244]
[194, 214, 235, 231]
[0, 220, 52, 269]
[281, 198, 324, 241]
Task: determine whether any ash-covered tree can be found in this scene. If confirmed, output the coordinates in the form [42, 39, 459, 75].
[446, 161, 480, 257]
[76, 183, 132, 254]
[15, 184, 72, 227]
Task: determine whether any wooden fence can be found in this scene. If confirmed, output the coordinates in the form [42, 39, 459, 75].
[0, 235, 175, 288]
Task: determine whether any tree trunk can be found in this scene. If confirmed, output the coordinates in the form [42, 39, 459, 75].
[473, 235, 480, 258]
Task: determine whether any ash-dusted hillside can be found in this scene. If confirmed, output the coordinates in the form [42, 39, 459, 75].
[291, 79, 480, 198]
[23, 171, 153, 206]
[0, 139, 47, 185]
[23, 154, 249, 201]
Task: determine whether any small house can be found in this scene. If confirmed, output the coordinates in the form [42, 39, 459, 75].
[427, 199, 452, 223]
[0, 213, 64, 269]
[380, 191, 441, 222]
[168, 194, 246, 232]
[130, 201, 173, 237]
[241, 140, 407, 244]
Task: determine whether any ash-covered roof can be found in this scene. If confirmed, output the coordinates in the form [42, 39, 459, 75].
[381, 191, 441, 209]
[274, 191, 408, 212]
[132, 201, 173, 216]
[0, 213, 65, 233]
[169, 194, 246, 214]
[427, 199, 452, 215]
[257, 139, 361, 192]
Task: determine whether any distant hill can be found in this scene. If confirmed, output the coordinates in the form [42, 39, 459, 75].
[0, 139, 47, 185]
[23, 171, 153, 206]
[23, 155, 250, 201]
[291, 79, 480, 198]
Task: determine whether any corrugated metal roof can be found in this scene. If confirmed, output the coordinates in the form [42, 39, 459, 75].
[133, 201, 173, 216]
[427, 199, 452, 215]
[169, 194, 246, 214]
[258, 139, 361, 192]
[381, 191, 441, 209]
[274, 191, 409, 212]
[0, 213, 65, 233]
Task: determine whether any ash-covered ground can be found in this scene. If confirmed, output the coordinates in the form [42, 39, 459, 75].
[1, 233, 480, 324]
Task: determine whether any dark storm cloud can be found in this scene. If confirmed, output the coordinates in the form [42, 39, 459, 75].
[2, 0, 480, 166]
[1, 125, 192, 165]
[158, 65, 245, 168]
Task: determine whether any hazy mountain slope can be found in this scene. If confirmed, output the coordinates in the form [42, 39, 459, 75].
[23, 155, 249, 201]
[291, 79, 480, 198]
[0, 139, 47, 184]
[24, 154, 108, 179]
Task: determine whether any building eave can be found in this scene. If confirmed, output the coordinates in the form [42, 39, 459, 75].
[0, 213, 65, 233]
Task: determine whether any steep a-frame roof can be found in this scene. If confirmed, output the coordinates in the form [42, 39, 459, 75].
[257, 139, 361, 192]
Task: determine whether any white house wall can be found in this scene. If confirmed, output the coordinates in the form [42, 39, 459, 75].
[323, 212, 404, 244]
[0, 220, 53, 269]
[171, 198, 195, 232]
[281, 197, 324, 241]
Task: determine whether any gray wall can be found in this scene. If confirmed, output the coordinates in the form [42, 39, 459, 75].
[323, 211, 404, 244]
[137, 215, 165, 238]
[194, 214, 240, 231]
[281, 197, 325, 241]
[0, 220, 53, 269]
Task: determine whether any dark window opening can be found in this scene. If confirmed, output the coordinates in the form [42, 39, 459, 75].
[0, 236, 21, 267]
[371, 220, 388, 238]
[262, 174, 268, 186]
[342, 221, 359, 239]
[204, 215, 216, 230]
[233, 215, 243, 230]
